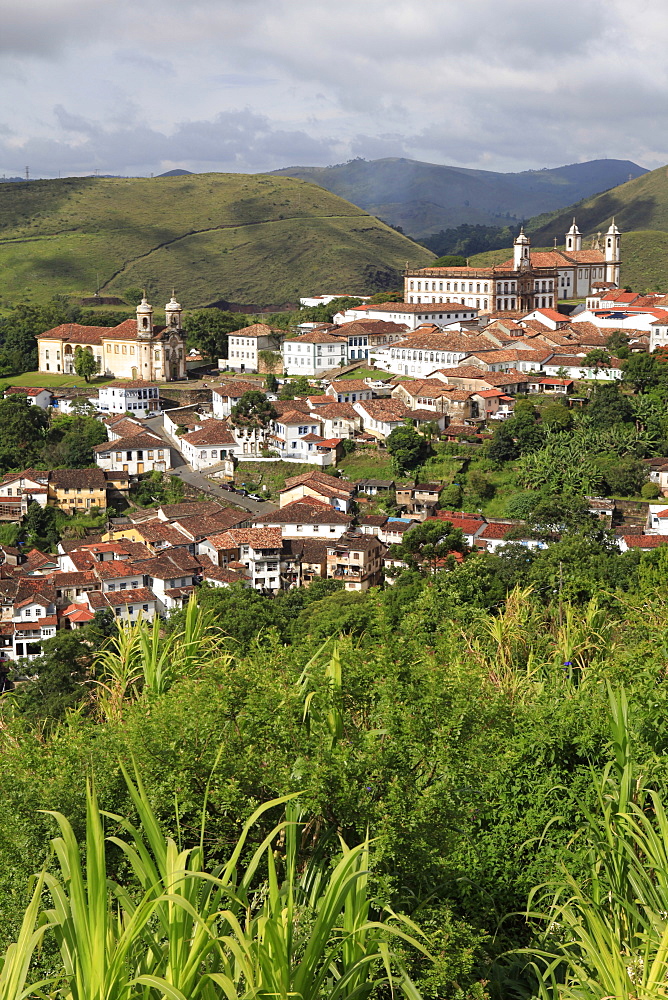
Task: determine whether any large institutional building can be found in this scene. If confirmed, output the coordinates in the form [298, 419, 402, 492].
[404, 220, 621, 315]
[38, 294, 188, 381]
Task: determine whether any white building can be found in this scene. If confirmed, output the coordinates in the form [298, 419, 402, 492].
[97, 382, 161, 417]
[282, 329, 348, 376]
[212, 381, 266, 419]
[179, 421, 242, 470]
[269, 410, 325, 459]
[253, 499, 351, 539]
[3, 387, 54, 409]
[93, 430, 171, 475]
[371, 331, 503, 379]
[226, 323, 285, 374]
[334, 302, 478, 330]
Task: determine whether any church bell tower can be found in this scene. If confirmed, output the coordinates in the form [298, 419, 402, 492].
[565, 218, 582, 253]
[605, 219, 621, 286]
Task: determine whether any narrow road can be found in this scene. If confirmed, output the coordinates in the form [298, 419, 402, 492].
[143, 415, 277, 515]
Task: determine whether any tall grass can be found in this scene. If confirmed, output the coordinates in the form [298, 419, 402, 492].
[0, 765, 429, 1000]
[522, 688, 668, 1000]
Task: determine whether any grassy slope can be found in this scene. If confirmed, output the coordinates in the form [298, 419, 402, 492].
[0, 174, 433, 308]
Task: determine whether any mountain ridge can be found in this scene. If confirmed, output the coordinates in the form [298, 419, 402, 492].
[271, 157, 647, 237]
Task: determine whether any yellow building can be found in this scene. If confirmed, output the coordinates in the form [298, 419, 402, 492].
[37, 294, 187, 381]
[48, 469, 108, 512]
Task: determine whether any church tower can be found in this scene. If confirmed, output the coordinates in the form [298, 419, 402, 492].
[136, 293, 156, 380]
[605, 219, 621, 285]
[513, 228, 531, 269]
[565, 218, 582, 253]
[164, 291, 182, 331]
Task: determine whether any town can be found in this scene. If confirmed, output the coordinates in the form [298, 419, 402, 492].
[0, 222, 667, 667]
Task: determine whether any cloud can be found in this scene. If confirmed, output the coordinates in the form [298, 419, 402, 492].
[1, 0, 668, 175]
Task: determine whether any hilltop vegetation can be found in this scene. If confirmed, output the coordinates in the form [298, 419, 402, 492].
[273, 156, 647, 237]
[0, 173, 433, 308]
[529, 161, 668, 241]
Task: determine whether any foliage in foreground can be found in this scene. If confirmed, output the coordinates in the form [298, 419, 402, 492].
[0, 768, 427, 1000]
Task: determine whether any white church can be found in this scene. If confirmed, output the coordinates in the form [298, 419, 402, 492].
[38, 293, 188, 381]
[404, 219, 621, 314]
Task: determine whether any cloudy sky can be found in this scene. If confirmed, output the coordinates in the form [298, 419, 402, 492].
[2, 0, 667, 178]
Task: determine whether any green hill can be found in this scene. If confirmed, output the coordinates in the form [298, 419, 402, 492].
[528, 163, 668, 242]
[272, 157, 647, 237]
[0, 173, 434, 309]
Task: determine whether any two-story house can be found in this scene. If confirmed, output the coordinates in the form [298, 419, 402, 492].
[326, 531, 386, 592]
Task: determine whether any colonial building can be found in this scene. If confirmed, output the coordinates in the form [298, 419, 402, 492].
[38, 293, 187, 381]
[403, 220, 621, 315]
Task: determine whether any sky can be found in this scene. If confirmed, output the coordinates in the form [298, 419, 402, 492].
[2, 0, 668, 179]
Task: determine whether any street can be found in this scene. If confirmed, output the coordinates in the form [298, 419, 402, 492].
[143, 415, 277, 515]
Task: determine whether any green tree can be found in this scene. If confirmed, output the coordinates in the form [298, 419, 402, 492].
[390, 519, 467, 575]
[0, 300, 73, 374]
[386, 424, 431, 474]
[622, 352, 661, 392]
[184, 309, 249, 359]
[280, 375, 312, 399]
[22, 500, 61, 551]
[541, 400, 573, 431]
[605, 329, 630, 355]
[593, 454, 645, 496]
[588, 381, 633, 427]
[582, 348, 612, 377]
[73, 346, 100, 382]
[230, 391, 278, 431]
[467, 468, 494, 500]
[45, 414, 108, 467]
[487, 422, 519, 465]
[0, 394, 48, 471]
[9, 630, 93, 723]
[264, 373, 279, 392]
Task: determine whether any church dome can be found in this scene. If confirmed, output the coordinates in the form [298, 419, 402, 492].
[607, 218, 620, 235]
[514, 227, 530, 245]
[165, 292, 181, 311]
[567, 218, 581, 235]
[136, 294, 153, 314]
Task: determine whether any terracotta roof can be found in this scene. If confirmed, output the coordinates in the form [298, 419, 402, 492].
[326, 380, 372, 393]
[335, 319, 408, 335]
[275, 410, 318, 425]
[94, 561, 139, 581]
[182, 421, 237, 446]
[37, 323, 112, 345]
[255, 501, 351, 526]
[391, 334, 492, 352]
[4, 386, 52, 396]
[94, 432, 164, 453]
[49, 468, 106, 490]
[621, 535, 668, 548]
[228, 322, 283, 338]
[355, 398, 409, 421]
[480, 522, 518, 540]
[201, 565, 247, 584]
[286, 329, 345, 344]
[283, 470, 354, 494]
[310, 402, 359, 419]
[105, 588, 156, 605]
[213, 381, 266, 398]
[103, 380, 159, 389]
[215, 527, 283, 549]
[352, 301, 477, 314]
